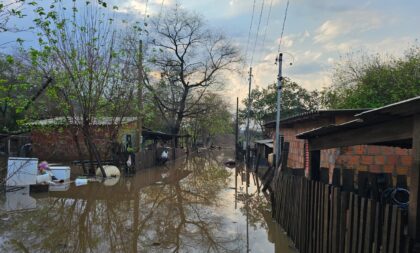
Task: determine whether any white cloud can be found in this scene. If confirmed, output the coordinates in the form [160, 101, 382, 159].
[314, 10, 383, 43]
[293, 71, 332, 91]
[314, 20, 341, 43]
[116, 0, 174, 16]
[277, 35, 294, 49]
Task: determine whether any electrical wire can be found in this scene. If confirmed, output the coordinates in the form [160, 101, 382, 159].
[144, 0, 149, 22]
[244, 0, 257, 68]
[277, 0, 290, 53]
[261, 0, 274, 51]
[250, 0, 266, 66]
[158, 0, 165, 25]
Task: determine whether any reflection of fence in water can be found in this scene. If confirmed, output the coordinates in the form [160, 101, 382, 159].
[272, 173, 411, 253]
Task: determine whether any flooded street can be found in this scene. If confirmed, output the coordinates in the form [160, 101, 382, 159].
[0, 149, 296, 253]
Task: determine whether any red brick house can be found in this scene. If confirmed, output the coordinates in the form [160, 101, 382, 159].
[294, 97, 420, 249]
[30, 117, 139, 162]
[264, 109, 412, 183]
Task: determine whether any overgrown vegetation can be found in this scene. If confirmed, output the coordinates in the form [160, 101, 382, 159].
[243, 44, 420, 135]
[0, 1, 237, 173]
[321, 45, 420, 109]
[240, 78, 320, 131]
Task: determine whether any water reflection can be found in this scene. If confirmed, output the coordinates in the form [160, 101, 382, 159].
[0, 150, 295, 252]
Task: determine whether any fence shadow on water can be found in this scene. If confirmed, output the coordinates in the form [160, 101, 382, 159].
[271, 173, 411, 253]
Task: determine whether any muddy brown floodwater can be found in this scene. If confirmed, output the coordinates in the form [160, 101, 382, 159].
[0, 149, 296, 253]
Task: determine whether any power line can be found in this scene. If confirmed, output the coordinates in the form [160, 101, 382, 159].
[244, 0, 257, 68]
[277, 0, 290, 53]
[261, 0, 274, 51]
[250, 0, 265, 66]
[144, 0, 149, 21]
[157, 0, 165, 28]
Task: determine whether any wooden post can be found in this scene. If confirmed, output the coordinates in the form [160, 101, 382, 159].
[310, 149, 321, 181]
[7, 137, 10, 156]
[410, 114, 420, 251]
[235, 97, 239, 160]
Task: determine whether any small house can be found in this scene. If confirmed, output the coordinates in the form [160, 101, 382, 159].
[264, 109, 412, 185]
[30, 117, 189, 165]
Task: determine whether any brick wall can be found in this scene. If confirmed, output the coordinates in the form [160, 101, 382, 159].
[331, 146, 412, 175]
[270, 118, 333, 170]
[31, 125, 118, 162]
[268, 115, 413, 181]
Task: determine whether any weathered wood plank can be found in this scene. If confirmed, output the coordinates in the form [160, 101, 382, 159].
[345, 193, 354, 253]
[323, 185, 329, 253]
[357, 197, 366, 253]
[382, 204, 391, 253]
[364, 199, 372, 253]
[389, 205, 398, 253]
[308, 116, 413, 151]
[339, 191, 349, 253]
[332, 187, 339, 253]
[352, 194, 359, 253]
[372, 202, 380, 253]
[396, 208, 402, 253]
[409, 114, 420, 246]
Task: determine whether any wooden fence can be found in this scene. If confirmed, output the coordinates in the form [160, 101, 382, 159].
[272, 173, 411, 253]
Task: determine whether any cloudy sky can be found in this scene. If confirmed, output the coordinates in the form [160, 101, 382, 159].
[2, 0, 420, 108]
[116, 0, 420, 107]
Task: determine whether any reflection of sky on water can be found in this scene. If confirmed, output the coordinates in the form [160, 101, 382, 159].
[0, 150, 295, 252]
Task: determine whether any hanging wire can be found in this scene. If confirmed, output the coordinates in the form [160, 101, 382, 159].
[277, 0, 290, 53]
[261, 0, 274, 51]
[244, 0, 257, 68]
[158, 0, 165, 24]
[250, 0, 265, 66]
[143, 0, 149, 22]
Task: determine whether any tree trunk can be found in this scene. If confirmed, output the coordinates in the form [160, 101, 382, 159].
[82, 122, 106, 177]
[71, 127, 88, 174]
[171, 87, 189, 147]
[136, 41, 144, 152]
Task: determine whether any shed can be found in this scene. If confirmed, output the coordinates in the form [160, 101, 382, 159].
[297, 96, 420, 248]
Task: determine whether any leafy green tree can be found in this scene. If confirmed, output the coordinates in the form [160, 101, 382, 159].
[0, 53, 50, 132]
[240, 78, 320, 131]
[186, 93, 233, 146]
[322, 45, 420, 109]
[30, 0, 139, 174]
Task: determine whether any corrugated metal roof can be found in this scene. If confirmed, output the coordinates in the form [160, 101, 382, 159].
[254, 139, 273, 144]
[296, 119, 364, 139]
[255, 139, 274, 148]
[297, 96, 420, 140]
[356, 96, 420, 119]
[264, 109, 368, 128]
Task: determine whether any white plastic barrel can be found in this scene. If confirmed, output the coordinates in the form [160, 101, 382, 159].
[95, 165, 120, 177]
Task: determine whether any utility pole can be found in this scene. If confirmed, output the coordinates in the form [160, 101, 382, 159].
[245, 67, 252, 167]
[137, 40, 144, 152]
[275, 53, 283, 170]
[235, 97, 239, 160]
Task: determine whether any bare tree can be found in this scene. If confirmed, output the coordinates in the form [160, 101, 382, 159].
[145, 6, 241, 137]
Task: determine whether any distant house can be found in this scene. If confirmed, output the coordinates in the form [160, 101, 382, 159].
[30, 117, 138, 161]
[30, 117, 188, 164]
[264, 109, 412, 184]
